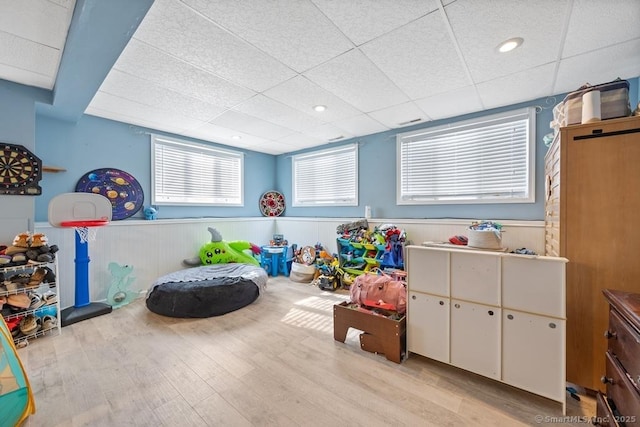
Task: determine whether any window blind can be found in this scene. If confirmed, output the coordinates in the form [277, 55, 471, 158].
[151, 135, 243, 206]
[397, 108, 535, 204]
[293, 144, 358, 206]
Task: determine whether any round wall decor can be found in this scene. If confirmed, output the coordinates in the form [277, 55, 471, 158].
[0, 143, 42, 195]
[259, 190, 285, 217]
[75, 168, 144, 220]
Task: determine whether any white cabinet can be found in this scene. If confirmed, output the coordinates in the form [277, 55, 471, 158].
[407, 291, 449, 363]
[450, 299, 501, 380]
[406, 245, 567, 413]
[1, 260, 61, 347]
[502, 309, 565, 402]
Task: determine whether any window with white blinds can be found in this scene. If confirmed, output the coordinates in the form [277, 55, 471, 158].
[151, 135, 243, 206]
[293, 144, 358, 206]
[397, 108, 535, 204]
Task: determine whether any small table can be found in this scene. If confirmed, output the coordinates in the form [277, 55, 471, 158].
[260, 245, 289, 276]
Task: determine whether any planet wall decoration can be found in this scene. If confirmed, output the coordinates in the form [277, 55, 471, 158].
[75, 168, 144, 220]
[0, 142, 42, 195]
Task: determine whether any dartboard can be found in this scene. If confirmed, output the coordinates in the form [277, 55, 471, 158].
[0, 143, 42, 195]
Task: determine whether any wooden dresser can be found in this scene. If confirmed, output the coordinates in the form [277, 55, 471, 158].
[596, 290, 640, 426]
[544, 116, 640, 390]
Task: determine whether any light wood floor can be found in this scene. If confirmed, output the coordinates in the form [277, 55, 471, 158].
[18, 276, 595, 427]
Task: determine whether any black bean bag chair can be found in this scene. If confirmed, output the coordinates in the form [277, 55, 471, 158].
[145, 264, 267, 318]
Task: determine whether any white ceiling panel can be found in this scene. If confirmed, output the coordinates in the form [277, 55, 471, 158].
[361, 13, 470, 100]
[304, 48, 409, 112]
[332, 114, 389, 137]
[264, 75, 363, 122]
[0, 63, 53, 89]
[476, 63, 557, 109]
[2, 0, 639, 155]
[233, 95, 326, 133]
[562, 0, 640, 58]
[0, 32, 60, 89]
[132, 0, 296, 92]
[181, 0, 354, 72]
[99, 69, 226, 122]
[446, 0, 568, 84]
[555, 39, 640, 95]
[0, 0, 73, 49]
[112, 40, 256, 108]
[210, 110, 295, 140]
[310, 0, 439, 46]
[89, 91, 207, 132]
[368, 102, 431, 128]
[276, 132, 325, 149]
[414, 85, 484, 121]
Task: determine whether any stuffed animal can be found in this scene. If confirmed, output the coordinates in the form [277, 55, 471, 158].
[183, 227, 261, 267]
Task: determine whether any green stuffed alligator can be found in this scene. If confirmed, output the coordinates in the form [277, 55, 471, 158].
[183, 227, 260, 267]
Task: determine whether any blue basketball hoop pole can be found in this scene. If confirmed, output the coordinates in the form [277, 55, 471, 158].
[59, 221, 112, 327]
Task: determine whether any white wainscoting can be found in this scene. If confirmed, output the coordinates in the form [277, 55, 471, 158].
[34, 217, 543, 310]
[35, 218, 275, 309]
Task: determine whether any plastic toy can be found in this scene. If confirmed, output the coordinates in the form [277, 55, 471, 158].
[183, 227, 261, 267]
[143, 206, 158, 220]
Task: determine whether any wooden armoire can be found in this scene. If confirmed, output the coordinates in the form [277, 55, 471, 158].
[544, 115, 640, 391]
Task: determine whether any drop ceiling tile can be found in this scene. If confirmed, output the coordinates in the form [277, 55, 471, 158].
[0, 63, 53, 89]
[368, 102, 430, 128]
[476, 63, 556, 109]
[113, 40, 256, 108]
[0, 32, 59, 88]
[555, 39, 640, 95]
[233, 95, 325, 133]
[85, 106, 188, 137]
[0, 0, 74, 49]
[48, 0, 75, 8]
[446, 0, 567, 83]
[303, 123, 353, 142]
[97, 69, 226, 122]
[133, 0, 295, 92]
[563, 0, 640, 58]
[185, 123, 269, 149]
[311, 0, 439, 46]
[247, 140, 298, 155]
[210, 110, 295, 140]
[276, 132, 326, 150]
[89, 91, 207, 131]
[332, 114, 389, 136]
[263, 76, 363, 122]
[304, 49, 409, 112]
[361, 13, 470, 100]
[414, 85, 484, 120]
[181, 0, 353, 73]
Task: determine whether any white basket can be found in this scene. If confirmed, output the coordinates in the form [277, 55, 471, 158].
[467, 229, 503, 249]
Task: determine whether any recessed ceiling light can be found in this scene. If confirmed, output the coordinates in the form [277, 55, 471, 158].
[497, 37, 524, 53]
[313, 105, 327, 112]
[231, 135, 242, 140]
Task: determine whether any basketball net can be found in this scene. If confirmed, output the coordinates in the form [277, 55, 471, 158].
[75, 226, 98, 244]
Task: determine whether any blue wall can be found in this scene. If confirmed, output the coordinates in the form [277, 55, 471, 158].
[34, 114, 276, 221]
[4, 75, 636, 222]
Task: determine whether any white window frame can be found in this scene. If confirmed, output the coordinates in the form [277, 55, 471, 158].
[292, 144, 358, 207]
[396, 107, 535, 205]
[151, 134, 244, 206]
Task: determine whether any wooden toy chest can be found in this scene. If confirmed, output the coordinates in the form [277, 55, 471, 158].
[333, 301, 406, 363]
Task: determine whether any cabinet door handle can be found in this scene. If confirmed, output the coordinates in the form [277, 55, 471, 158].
[439, 300, 444, 306]
[454, 303, 460, 309]
[549, 323, 556, 329]
[411, 295, 416, 300]
[600, 376, 614, 385]
[507, 314, 514, 320]
[604, 330, 617, 339]
[487, 310, 494, 316]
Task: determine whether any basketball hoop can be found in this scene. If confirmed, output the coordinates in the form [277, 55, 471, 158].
[60, 220, 108, 244]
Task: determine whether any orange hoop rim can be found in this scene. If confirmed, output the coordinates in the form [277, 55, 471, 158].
[60, 219, 109, 228]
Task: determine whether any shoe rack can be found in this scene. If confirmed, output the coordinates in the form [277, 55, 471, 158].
[0, 259, 61, 347]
